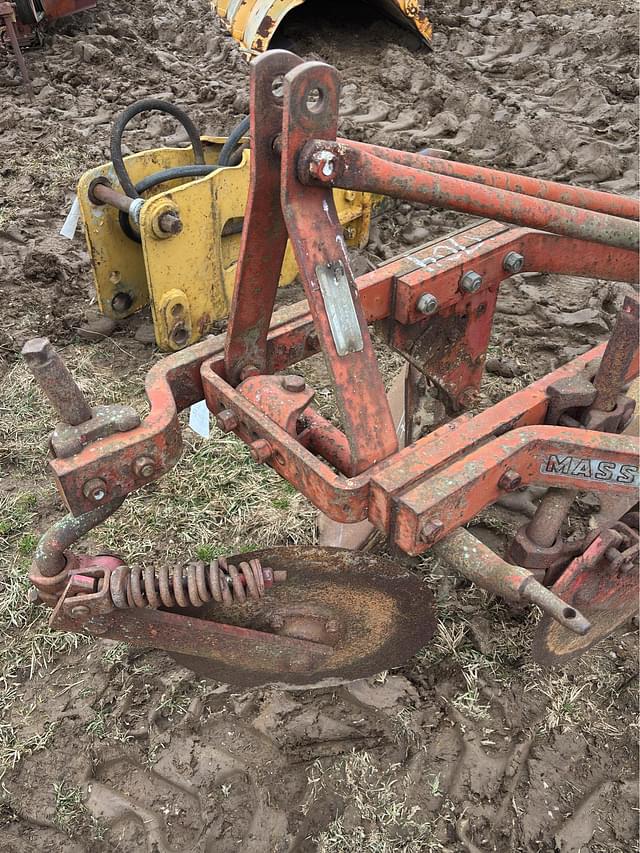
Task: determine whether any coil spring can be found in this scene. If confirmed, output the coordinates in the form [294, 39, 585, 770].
[119, 557, 273, 609]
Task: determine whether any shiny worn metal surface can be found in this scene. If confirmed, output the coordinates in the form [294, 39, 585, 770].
[168, 546, 436, 687]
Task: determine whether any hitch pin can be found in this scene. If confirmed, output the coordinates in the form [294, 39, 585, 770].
[433, 528, 591, 635]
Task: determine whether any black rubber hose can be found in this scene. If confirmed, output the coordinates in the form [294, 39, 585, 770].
[110, 98, 206, 199]
[218, 115, 250, 167]
[118, 164, 219, 243]
[135, 164, 216, 194]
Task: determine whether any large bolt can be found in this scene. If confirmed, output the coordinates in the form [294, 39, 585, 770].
[216, 409, 239, 433]
[417, 293, 439, 315]
[498, 469, 522, 492]
[420, 519, 444, 544]
[503, 252, 524, 274]
[70, 605, 91, 619]
[309, 150, 338, 183]
[282, 375, 306, 393]
[459, 271, 483, 294]
[133, 456, 155, 479]
[249, 439, 273, 464]
[158, 211, 183, 235]
[83, 478, 107, 503]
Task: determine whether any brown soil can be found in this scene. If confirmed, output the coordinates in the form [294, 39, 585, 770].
[0, 1, 638, 851]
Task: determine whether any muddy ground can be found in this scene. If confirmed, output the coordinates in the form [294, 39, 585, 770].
[0, 0, 638, 851]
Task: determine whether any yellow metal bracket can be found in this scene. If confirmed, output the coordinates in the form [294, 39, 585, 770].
[77, 138, 373, 350]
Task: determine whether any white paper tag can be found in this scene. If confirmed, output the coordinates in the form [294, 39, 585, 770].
[189, 400, 210, 438]
[60, 195, 81, 239]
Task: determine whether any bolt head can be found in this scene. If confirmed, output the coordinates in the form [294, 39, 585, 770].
[417, 293, 439, 315]
[325, 619, 339, 634]
[309, 150, 337, 183]
[460, 271, 483, 293]
[83, 478, 107, 502]
[420, 519, 445, 544]
[216, 409, 239, 433]
[157, 210, 183, 235]
[70, 605, 91, 619]
[503, 251, 524, 274]
[133, 455, 155, 479]
[498, 469, 522, 492]
[282, 375, 306, 393]
[21, 337, 52, 366]
[249, 439, 273, 464]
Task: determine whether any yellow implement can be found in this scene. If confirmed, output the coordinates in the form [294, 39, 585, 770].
[77, 139, 373, 351]
[213, 0, 433, 53]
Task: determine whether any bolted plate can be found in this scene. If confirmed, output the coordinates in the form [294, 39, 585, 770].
[169, 546, 435, 687]
[532, 550, 638, 667]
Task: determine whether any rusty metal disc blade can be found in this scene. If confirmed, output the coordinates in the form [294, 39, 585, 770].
[168, 546, 435, 687]
[532, 554, 638, 667]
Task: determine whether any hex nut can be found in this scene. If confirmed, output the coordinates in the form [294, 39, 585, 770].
[249, 439, 273, 464]
[282, 375, 306, 393]
[420, 519, 445, 544]
[498, 469, 523, 492]
[459, 271, 483, 293]
[133, 455, 155, 479]
[70, 605, 91, 619]
[417, 293, 439, 315]
[83, 478, 107, 502]
[503, 251, 525, 274]
[216, 409, 239, 433]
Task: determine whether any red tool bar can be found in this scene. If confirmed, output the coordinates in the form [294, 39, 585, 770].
[341, 139, 640, 222]
[392, 426, 640, 555]
[298, 140, 639, 252]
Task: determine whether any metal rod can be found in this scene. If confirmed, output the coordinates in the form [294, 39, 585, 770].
[299, 142, 639, 252]
[34, 500, 125, 577]
[432, 528, 591, 635]
[342, 139, 640, 222]
[525, 488, 578, 549]
[1, 9, 34, 98]
[90, 180, 138, 214]
[22, 337, 93, 425]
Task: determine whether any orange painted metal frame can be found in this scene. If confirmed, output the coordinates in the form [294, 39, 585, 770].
[48, 52, 640, 563]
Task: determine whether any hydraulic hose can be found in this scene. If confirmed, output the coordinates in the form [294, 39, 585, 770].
[109, 98, 248, 242]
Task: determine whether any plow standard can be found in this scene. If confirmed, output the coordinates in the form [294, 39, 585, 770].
[23, 53, 639, 687]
